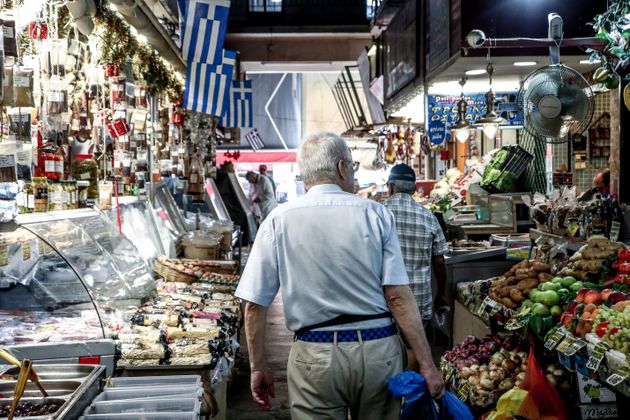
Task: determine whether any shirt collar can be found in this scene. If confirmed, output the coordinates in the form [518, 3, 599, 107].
[306, 184, 344, 195]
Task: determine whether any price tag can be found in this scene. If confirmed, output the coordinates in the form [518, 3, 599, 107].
[22, 241, 31, 261]
[565, 338, 586, 356]
[556, 334, 577, 355]
[457, 382, 470, 402]
[544, 327, 567, 350]
[0, 245, 8, 266]
[477, 297, 491, 317]
[606, 365, 630, 387]
[505, 316, 527, 331]
[610, 221, 621, 242]
[586, 342, 609, 371]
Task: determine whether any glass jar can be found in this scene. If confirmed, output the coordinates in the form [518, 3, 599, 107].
[61, 181, 70, 210]
[48, 182, 63, 211]
[72, 158, 99, 199]
[68, 181, 77, 209]
[25, 182, 34, 213]
[36, 144, 63, 181]
[77, 180, 89, 208]
[32, 177, 49, 213]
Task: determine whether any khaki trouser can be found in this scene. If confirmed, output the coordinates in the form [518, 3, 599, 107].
[287, 333, 403, 420]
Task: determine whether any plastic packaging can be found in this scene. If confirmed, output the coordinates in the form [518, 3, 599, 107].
[182, 230, 221, 260]
[106, 375, 202, 388]
[79, 413, 198, 420]
[32, 176, 49, 212]
[85, 398, 200, 415]
[519, 349, 569, 420]
[73, 158, 99, 199]
[91, 385, 203, 403]
[388, 371, 473, 420]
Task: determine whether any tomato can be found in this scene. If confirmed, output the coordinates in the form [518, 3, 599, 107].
[618, 249, 630, 262]
[596, 321, 609, 338]
[619, 262, 630, 274]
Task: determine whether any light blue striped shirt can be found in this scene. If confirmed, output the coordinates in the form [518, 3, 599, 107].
[235, 184, 410, 332]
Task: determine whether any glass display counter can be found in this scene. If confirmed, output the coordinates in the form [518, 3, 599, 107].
[0, 209, 155, 375]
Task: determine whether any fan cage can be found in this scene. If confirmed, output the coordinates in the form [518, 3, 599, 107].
[517, 64, 595, 144]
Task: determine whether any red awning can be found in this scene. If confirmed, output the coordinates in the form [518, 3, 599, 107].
[216, 151, 297, 164]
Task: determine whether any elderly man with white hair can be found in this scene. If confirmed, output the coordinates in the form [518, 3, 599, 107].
[235, 132, 444, 420]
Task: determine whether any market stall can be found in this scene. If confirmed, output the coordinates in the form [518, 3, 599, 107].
[442, 233, 630, 418]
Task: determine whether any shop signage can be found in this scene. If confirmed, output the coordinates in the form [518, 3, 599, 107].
[427, 93, 523, 131]
[428, 120, 446, 145]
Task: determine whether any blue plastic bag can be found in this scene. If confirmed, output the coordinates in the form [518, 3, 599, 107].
[388, 371, 473, 420]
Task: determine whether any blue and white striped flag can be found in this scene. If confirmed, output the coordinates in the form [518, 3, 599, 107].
[245, 129, 265, 151]
[178, 0, 231, 65]
[184, 49, 236, 115]
[221, 80, 253, 128]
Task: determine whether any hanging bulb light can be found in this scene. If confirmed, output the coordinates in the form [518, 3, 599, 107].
[452, 76, 472, 143]
[475, 63, 506, 141]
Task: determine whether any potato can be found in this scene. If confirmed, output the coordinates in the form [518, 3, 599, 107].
[498, 286, 511, 297]
[515, 274, 529, 280]
[537, 272, 554, 282]
[532, 261, 550, 272]
[527, 269, 539, 278]
[515, 268, 529, 276]
[509, 288, 525, 303]
[517, 278, 538, 291]
[502, 297, 517, 309]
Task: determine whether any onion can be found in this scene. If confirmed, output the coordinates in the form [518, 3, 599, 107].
[546, 374, 558, 386]
[480, 377, 495, 390]
[517, 372, 526, 382]
[502, 359, 517, 372]
[489, 369, 504, 382]
[491, 353, 505, 364]
[460, 367, 472, 378]
[468, 376, 480, 386]
[498, 378, 514, 391]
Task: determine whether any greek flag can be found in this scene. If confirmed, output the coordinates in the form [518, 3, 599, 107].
[221, 80, 254, 128]
[245, 129, 265, 151]
[178, 0, 231, 65]
[184, 49, 236, 115]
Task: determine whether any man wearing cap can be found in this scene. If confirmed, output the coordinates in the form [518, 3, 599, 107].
[384, 164, 449, 325]
[236, 133, 444, 419]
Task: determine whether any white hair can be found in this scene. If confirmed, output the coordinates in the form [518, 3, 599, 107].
[389, 180, 416, 195]
[297, 132, 351, 188]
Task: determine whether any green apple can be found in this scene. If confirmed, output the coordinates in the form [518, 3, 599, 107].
[570, 282, 585, 292]
[550, 305, 563, 316]
[561, 276, 577, 287]
[532, 303, 551, 317]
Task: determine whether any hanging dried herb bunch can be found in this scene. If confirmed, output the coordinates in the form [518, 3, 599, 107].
[94, 6, 138, 64]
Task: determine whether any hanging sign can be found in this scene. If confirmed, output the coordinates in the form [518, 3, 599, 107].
[427, 93, 523, 131]
[428, 120, 446, 145]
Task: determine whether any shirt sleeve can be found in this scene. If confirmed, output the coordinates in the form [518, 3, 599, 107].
[234, 219, 280, 306]
[380, 207, 410, 286]
[431, 215, 449, 255]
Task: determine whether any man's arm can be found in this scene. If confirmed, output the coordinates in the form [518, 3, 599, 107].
[384, 285, 445, 398]
[244, 301, 275, 410]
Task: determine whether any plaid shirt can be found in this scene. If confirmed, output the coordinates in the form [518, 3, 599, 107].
[384, 193, 448, 320]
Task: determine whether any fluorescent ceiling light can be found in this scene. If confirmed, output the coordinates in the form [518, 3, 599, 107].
[580, 59, 601, 64]
[513, 61, 537, 66]
[465, 69, 487, 76]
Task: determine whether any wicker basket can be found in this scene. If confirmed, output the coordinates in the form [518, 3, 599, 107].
[155, 259, 198, 284]
[179, 258, 239, 274]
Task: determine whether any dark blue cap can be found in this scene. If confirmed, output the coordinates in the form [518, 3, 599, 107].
[388, 164, 416, 183]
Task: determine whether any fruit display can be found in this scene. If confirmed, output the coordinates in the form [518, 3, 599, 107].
[591, 303, 630, 356]
[488, 260, 553, 310]
[443, 334, 529, 409]
[558, 237, 624, 280]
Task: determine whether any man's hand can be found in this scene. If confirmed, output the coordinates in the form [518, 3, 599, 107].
[251, 367, 275, 410]
[421, 366, 445, 399]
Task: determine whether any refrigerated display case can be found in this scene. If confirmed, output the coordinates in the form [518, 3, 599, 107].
[0, 209, 156, 375]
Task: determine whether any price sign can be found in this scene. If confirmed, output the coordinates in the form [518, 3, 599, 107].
[477, 297, 491, 317]
[0, 245, 8, 266]
[505, 316, 527, 331]
[556, 334, 577, 355]
[440, 359, 455, 383]
[457, 382, 470, 402]
[22, 240, 30, 261]
[586, 342, 609, 371]
[606, 365, 630, 387]
[565, 338, 586, 356]
[610, 221, 621, 242]
[544, 327, 567, 350]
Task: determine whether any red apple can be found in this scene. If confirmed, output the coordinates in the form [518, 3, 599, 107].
[607, 292, 627, 304]
[601, 289, 614, 301]
[584, 290, 602, 305]
[576, 289, 589, 303]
